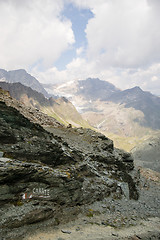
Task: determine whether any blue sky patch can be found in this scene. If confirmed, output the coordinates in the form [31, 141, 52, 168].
[55, 3, 93, 70]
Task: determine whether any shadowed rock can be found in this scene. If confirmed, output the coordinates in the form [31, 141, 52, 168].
[0, 89, 139, 239]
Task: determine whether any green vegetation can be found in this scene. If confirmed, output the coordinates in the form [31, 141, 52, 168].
[86, 209, 94, 217]
[41, 100, 93, 129]
[106, 133, 151, 152]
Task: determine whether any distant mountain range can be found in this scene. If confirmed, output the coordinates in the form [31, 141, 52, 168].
[48, 78, 160, 129]
[47, 78, 160, 151]
[1, 68, 160, 151]
[0, 68, 49, 97]
[75, 79, 160, 130]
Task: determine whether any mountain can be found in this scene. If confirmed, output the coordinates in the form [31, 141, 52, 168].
[45, 77, 120, 102]
[108, 86, 160, 129]
[77, 77, 120, 100]
[0, 87, 141, 238]
[47, 78, 160, 151]
[0, 68, 49, 97]
[0, 82, 91, 128]
[1, 87, 160, 240]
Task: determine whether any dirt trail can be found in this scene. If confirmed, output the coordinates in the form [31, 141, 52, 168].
[25, 217, 160, 240]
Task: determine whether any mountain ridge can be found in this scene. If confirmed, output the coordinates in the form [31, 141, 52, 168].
[0, 86, 142, 239]
[0, 86, 62, 128]
[50, 77, 160, 130]
[0, 81, 91, 128]
[107, 85, 160, 129]
[77, 77, 120, 101]
[47, 77, 160, 150]
[0, 68, 49, 97]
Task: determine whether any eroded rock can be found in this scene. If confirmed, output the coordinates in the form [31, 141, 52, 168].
[0, 90, 139, 238]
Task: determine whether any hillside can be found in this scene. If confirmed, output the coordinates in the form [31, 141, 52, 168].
[0, 82, 91, 128]
[0, 87, 62, 128]
[73, 79, 160, 130]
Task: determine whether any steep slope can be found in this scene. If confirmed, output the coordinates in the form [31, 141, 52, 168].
[131, 133, 160, 172]
[77, 78, 120, 100]
[0, 68, 49, 97]
[0, 88, 141, 239]
[0, 87, 62, 128]
[0, 82, 91, 128]
[108, 86, 160, 129]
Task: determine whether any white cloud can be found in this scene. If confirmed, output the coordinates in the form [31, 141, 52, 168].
[1, 0, 160, 95]
[55, 0, 160, 95]
[32, 57, 92, 84]
[151, 76, 158, 82]
[69, 0, 160, 68]
[76, 47, 84, 56]
[0, 0, 75, 70]
[85, 0, 160, 68]
[34, 59, 160, 95]
[67, 0, 105, 9]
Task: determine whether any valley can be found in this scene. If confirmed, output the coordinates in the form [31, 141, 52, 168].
[45, 77, 160, 151]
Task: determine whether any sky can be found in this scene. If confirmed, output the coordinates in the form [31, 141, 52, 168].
[0, 0, 160, 95]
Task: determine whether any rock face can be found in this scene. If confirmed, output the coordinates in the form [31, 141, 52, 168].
[0, 89, 139, 239]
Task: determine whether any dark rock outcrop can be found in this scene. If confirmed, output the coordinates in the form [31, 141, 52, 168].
[0, 89, 139, 239]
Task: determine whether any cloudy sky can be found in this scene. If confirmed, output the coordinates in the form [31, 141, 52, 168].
[0, 0, 160, 95]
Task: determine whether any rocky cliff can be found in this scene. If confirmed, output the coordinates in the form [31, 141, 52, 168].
[0, 89, 140, 239]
